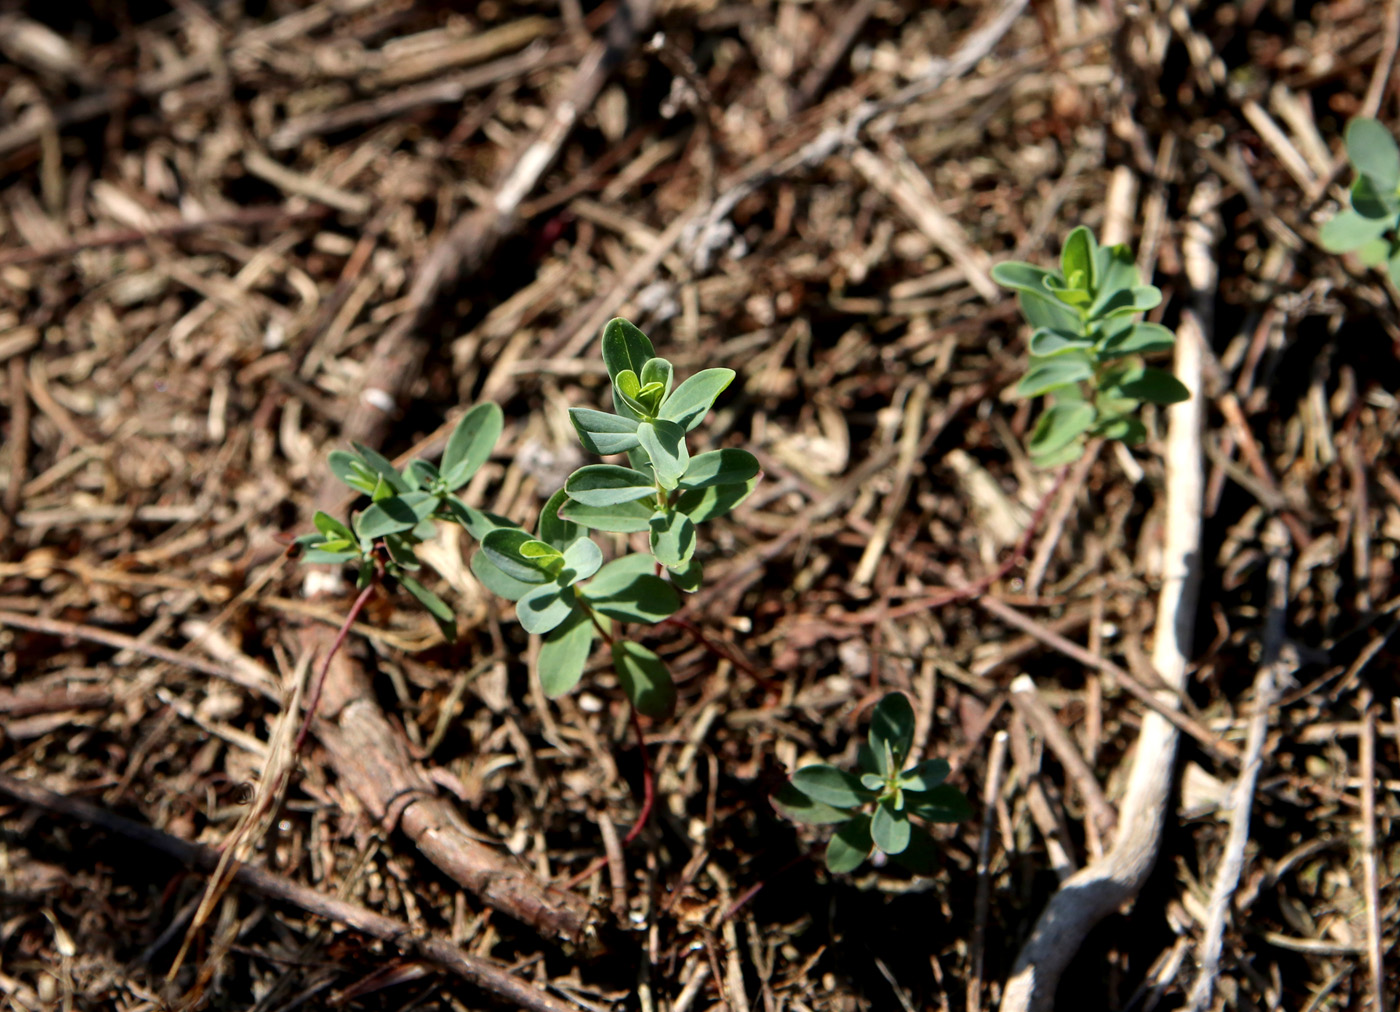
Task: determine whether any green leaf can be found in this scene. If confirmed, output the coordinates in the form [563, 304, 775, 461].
[582, 571, 680, 624]
[356, 496, 429, 541]
[1059, 226, 1097, 294]
[1043, 274, 1092, 307]
[382, 532, 423, 569]
[1092, 284, 1163, 319]
[1019, 291, 1082, 332]
[404, 459, 439, 491]
[611, 641, 674, 717]
[649, 510, 696, 569]
[1093, 242, 1141, 299]
[1028, 402, 1096, 458]
[328, 450, 376, 494]
[900, 758, 950, 791]
[516, 583, 577, 635]
[582, 553, 656, 595]
[791, 765, 875, 808]
[1389, 247, 1400, 289]
[440, 497, 516, 540]
[658, 368, 736, 431]
[1318, 208, 1391, 253]
[470, 550, 536, 601]
[1118, 366, 1190, 405]
[871, 801, 912, 855]
[891, 826, 940, 874]
[1028, 328, 1095, 357]
[538, 488, 583, 550]
[560, 535, 603, 583]
[565, 465, 658, 507]
[1016, 353, 1093, 398]
[1098, 321, 1177, 359]
[640, 357, 674, 402]
[1358, 235, 1393, 266]
[990, 260, 1057, 297]
[1347, 117, 1400, 191]
[569, 407, 641, 455]
[538, 607, 595, 698]
[678, 448, 760, 490]
[906, 783, 973, 823]
[351, 442, 411, 493]
[636, 419, 689, 489]
[1351, 173, 1400, 218]
[303, 548, 360, 565]
[1031, 441, 1087, 468]
[772, 782, 858, 825]
[1095, 415, 1148, 444]
[558, 497, 655, 533]
[400, 575, 456, 641]
[868, 692, 915, 774]
[667, 556, 703, 592]
[441, 402, 503, 489]
[825, 815, 873, 873]
[314, 511, 355, 543]
[674, 475, 758, 523]
[612, 369, 654, 418]
[480, 529, 561, 583]
[600, 318, 656, 384]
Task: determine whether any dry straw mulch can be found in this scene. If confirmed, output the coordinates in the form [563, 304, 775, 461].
[1, 1, 1397, 1010]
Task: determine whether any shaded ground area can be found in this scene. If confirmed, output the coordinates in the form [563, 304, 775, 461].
[0, 1, 1397, 1010]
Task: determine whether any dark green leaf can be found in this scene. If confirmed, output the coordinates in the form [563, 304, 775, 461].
[891, 826, 940, 875]
[611, 640, 675, 717]
[1098, 321, 1177, 359]
[771, 782, 858, 825]
[328, 450, 376, 494]
[636, 419, 689, 489]
[303, 548, 360, 565]
[382, 532, 422, 569]
[1059, 226, 1097, 293]
[658, 368, 735, 431]
[351, 442, 411, 493]
[825, 815, 873, 873]
[1095, 415, 1147, 444]
[565, 465, 658, 507]
[1118, 366, 1190, 405]
[1092, 284, 1163, 319]
[470, 551, 536, 601]
[356, 497, 427, 541]
[400, 575, 455, 641]
[871, 801, 911, 855]
[1028, 328, 1094, 357]
[440, 497, 516, 540]
[678, 448, 760, 490]
[1016, 353, 1093, 398]
[1346, 117, 1400, 191]
[791, 765, 875, 808]
[640, 357, 674, 402]
[674, 475, 758, 523]
[600, 318, 656, 384]
[538, 607, 594, 698]
[667, 556, 703, 592]
[569, 407, 640, 455]
[441, 402, 503, 489]
[990, 260, 1057, 297]
[649, 510, 696, 569]
[516, 583, 576, 635]
[869, 692, 915, 773]
[1028, 402, 1096, 458]
[906, 783, 973, 823]
[1318, 208, 1391, 253]
[583, 572, 680, 624]
[480, 529, 560, 583]
[538, 488, 583, 550]
[560, 535, 603, 584]
[900, 758, 950, 791]
[1351, 173, 1400, 218]
[558, 497, 655, 533]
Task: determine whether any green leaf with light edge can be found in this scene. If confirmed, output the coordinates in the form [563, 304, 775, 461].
[1016, 353, 1093, 398]
[582, 571, 680, 624]
[667, 556, 703, 592]
[558, 497, 655, 533]
[825, 815, 873, 874]
[791, 765, 875, 809]
[304, 548, 360, 565]
[613, 369, 654, 418]
[658, 368, 735, 431]
[1319, 209, 1391, 253]
[1059, 226, 1097, 294]
[441, 402, 503, 489]
[600, 317, 655, 384]
[1029, 402, 1096, 459]
[480, 529, 560, 584]
[400, 575, 455, 641]
[900, 758, 950, 791]
[351, 442, 411, 493]
[314, 511, 355, 543]
[675, 475, 758, 524]
[1098, 321, 1177, 359]
[990, 260, 1057, 297]
[869, 692, 915, 774]
[1118, 366, 1190, 405]
[640, 357, 674, 401]
[538, 607, 594, 698]
[440, 497, 515, 541]
[649, 510, 696, 569]
[906, 783, 974, 823]
[569, 407, 640, 455]
[558, 535, 603, 584]
[1346, 117, 1400, 191]
[471, 551, 536, 601]
[404, 459, 439, 491]
[565, 465, 658, 507]
[611, 641, 675, 717]
[871, 801, 912, 855]
[328, 450, 375, 493]
[1028, 328, 1095, 357]
[771, 782, 857, 825]
[1092, 284, 1163, 319]
[356, 497, 425, 541]
[636, 419, 689, 489]
[515, 583, 577, 635]
[538, 488, 583, 550]
[678, 448, 760, 490]
[582, 554, 655, 596]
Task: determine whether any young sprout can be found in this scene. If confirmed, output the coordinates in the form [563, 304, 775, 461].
[1318, 117, 1400, 286]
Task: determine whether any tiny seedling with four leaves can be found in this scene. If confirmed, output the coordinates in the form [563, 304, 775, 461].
[1318, 116, 1400, 286]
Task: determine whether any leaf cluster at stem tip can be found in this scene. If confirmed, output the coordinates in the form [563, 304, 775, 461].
[1318, 117, 1400, 287]
[772, 692, 972, 874]
[299, 318, 761, 718]
[992, 226, 1189, 468]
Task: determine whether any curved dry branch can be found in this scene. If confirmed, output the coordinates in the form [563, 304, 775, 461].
[998, 178, 1218, 1012]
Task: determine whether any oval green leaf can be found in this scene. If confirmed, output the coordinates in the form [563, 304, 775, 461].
[480, 529, 559, 583]
[1347, 117, 1400, 191]
[679, 448, 760, 490]
[636, 419, 689, 490]
[558, 498, 655, 533]
[1118, 366, 1190, 405]
[516, 584, 576, 635]
[1016, 353, 1093, 398]
[565, 465, 658, 507]
[611, 640, 674, 717]
[871, 801, 911, 855]
[538, 607, 594, 698]
[791, 765, 875, 809]
[869, 692, 915, 772]
[825, 815, 873, 873]
[1028, 402, 1096, 458]
[658, 368, 735, 431]
[441, 402, 503, 489]
[569, 407, 640, 455]
[772, 782, 859, 826]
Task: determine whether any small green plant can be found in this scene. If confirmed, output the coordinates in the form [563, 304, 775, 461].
[773, 692, 971, 874]
[1319, 117, 1400, 285]
[297, 319, 760, 718]
[992, 226, 1188, 468]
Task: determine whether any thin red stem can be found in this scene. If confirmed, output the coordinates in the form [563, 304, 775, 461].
[294, 579, 376, 756]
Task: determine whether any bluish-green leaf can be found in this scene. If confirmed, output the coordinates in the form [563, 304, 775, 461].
[569, 407, 640, 455]
[649, 510, 696, 569]
[1016, 353, 1093, 398]
[441, 402, 503, 489]
[1028, 328, 1094, 357]
[1098, 321, 1177, 359]
[516, 583, 576, 635]
[900, 758, 950, 792]
[791, 765, 875, 809]
[470, 550, 536, 601]
[558, 497, 655, 533]
[892, 826, 940, 874]
[1093, 242, 1141, 300]
[658, 368, 735, 431]
[400, 575, 455, 641]
[328, 450, 376, 494]
[356, 496, 428, 541]
[582, 554, 656, 596]
[565, 465, 658, 507]
[612, 641, 675, 717]
[906, 783, 973, 823]
[1019, 291, 1081, 332]
[772, 782, 858, 825]
[351, 442, 411, 493]
[480, 528, 560, 583]
[600, 317, 656, 383]
[538, 488, 583, 550]
[1028, 402, 1096, 458]
[825, 815, 873, 873]
[1095, 415, 1147, 444]
[303, 548, 360, 565]
[679, 448, 760, 490]
[1059, 226, 1097, 294]
[990, 260, 1058, 297]
[674, 475, 758, 523]
[1118, 366, 1191, 405]
[1351, 173, 1400, 218]
[560, 535, 603, 583]
[440, 497, 516, 540]
[1093, 284, 1163, 319]
[869, 692, 915, 773]
[538, 607, 594, 698]
[636, 419, 689, 489]
[871, 801, 912, 855]
[404, 459, 439, 491]
[1347, 117, 1400, 191]
[1318, 208, 1391, 253]
[582, 571, 680, 624]
[667, 556, 703, 592]
[640, 357, 674, 402]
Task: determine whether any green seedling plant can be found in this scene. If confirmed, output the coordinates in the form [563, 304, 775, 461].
[297, 318, 760, 721]
[1318, 117, 1400, 286]
[773, 692, 971, 874]
[992, 226, 1189, 468]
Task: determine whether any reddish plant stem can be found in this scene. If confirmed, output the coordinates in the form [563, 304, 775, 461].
[294, 579, 377, 755]
[663, 614, 771, 687]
